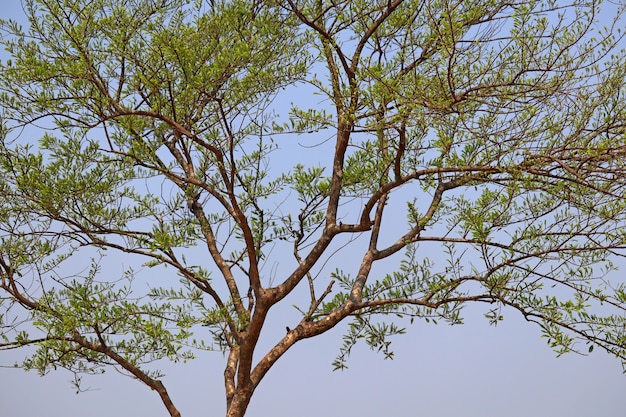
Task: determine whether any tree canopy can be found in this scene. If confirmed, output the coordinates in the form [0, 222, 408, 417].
[1, 1, 626, 416]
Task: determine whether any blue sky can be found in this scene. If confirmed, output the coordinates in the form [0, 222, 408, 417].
[3, 305, 624, 417]
[0, 1, 625, 416]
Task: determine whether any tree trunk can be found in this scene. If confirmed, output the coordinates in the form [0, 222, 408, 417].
[226, 388, 254, 417]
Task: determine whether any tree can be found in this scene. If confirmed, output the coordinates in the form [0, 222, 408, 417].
[1, 0, 626, 416]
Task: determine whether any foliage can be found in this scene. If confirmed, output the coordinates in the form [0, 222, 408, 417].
[1, 1, 626, 416]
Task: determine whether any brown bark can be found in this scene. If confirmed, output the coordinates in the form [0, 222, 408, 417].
[225, 388, 254, 417]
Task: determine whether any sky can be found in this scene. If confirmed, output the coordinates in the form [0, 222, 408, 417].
[2, 306, 624, 417]
[0, 1, 625, 417]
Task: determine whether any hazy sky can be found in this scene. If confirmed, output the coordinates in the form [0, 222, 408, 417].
[2, 308, 624, 417]
[0, 2, 625, 417]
